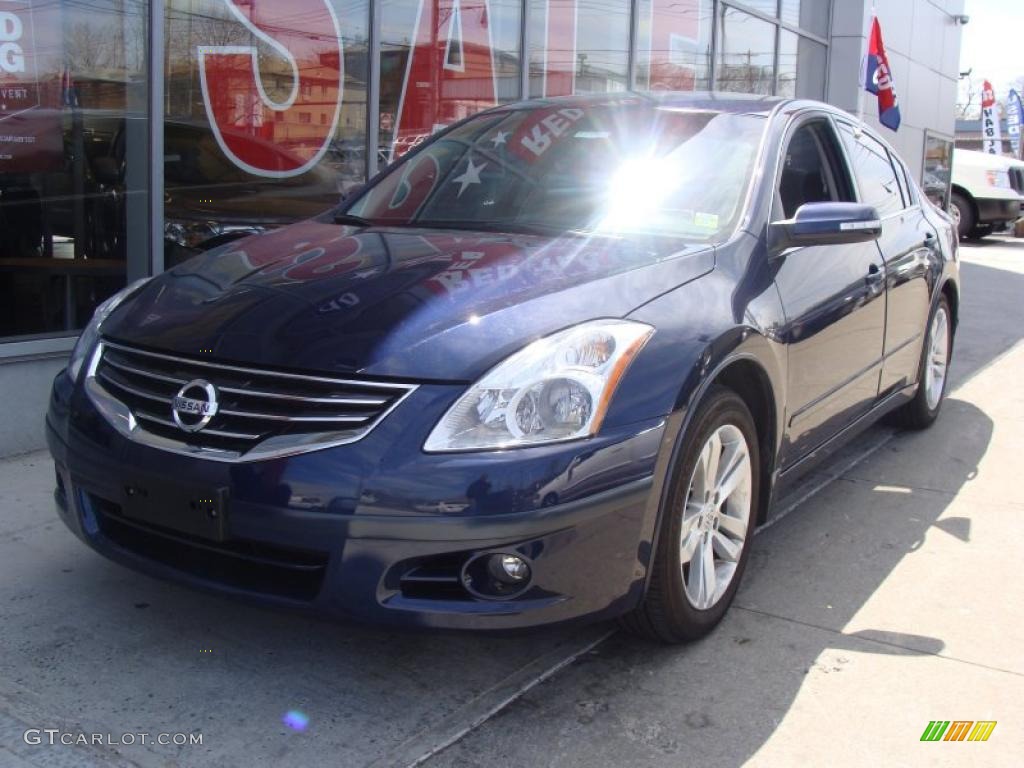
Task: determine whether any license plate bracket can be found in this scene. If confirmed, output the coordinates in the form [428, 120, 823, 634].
[120, 482, 229, 542]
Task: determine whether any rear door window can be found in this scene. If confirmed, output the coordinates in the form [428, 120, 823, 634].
[838, 123, 904, 216]
[897, 158, 916, 206]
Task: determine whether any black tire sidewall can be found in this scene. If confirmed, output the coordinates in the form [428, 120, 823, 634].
[950, 193, 973, 240]
[919, 296, 953, 418]
[653, 388, 760, 639]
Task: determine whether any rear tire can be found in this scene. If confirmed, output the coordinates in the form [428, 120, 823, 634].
[890, 295, 952, 430]
[621, 386, 760, 643]
[949, 192, 973, 240]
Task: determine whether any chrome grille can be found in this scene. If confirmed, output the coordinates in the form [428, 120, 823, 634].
[86, 341, 417, 461]
[1011, 167, 1024, 196]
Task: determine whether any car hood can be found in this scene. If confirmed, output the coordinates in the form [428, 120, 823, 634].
[103, 219, 714, 380]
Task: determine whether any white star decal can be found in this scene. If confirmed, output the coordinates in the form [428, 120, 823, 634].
[490, 131, 509, 147]
[452, 158, 486, 197]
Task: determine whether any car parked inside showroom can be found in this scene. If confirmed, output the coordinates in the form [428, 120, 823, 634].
[47, 93, 959, 643]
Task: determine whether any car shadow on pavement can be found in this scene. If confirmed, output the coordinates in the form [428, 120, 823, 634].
[424, 254, 1022, 765]
[960, 236, 1024, 249]
[950, 258, 1024, 389]
[422, 394, 996, 767]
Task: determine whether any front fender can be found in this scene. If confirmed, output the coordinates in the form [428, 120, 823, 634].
[619, 257, 787, 596]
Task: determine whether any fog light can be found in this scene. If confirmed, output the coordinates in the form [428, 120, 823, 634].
[490, 554, 530, 584]
[463, 551, 534, 599]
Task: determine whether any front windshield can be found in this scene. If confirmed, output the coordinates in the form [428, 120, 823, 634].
[345, 103, 767, 242]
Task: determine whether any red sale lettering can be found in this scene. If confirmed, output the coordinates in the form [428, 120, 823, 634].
[393, 0, 498, 160]
[646, 0, 703, 90]
[198, 0, 343, 178]
[541, 0, 577, 96]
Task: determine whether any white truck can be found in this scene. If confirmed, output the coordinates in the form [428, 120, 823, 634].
[950, 148, 1023, 239]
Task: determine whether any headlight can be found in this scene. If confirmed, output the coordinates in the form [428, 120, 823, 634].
[985, 170, 1012, 189]
[424, 320, 654, 452]
[67, 278, 151, 382]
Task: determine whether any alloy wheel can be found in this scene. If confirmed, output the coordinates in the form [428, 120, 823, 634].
[678, 423, 752, 610]
[925, 306, 950, 410]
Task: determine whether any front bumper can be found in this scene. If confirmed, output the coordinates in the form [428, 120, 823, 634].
[47, 369, 667, 630]
[974, 196, 1021, 225]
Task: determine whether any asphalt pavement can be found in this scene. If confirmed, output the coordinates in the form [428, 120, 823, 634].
[1, 238, 1021, 767]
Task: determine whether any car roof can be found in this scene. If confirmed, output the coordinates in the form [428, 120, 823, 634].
[954, 147, 1019, 169]
[481, 92, 927, 167]
[495, 91, 789, 117]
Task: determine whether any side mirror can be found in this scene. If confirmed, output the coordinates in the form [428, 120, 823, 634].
[768, 202, 881, 255]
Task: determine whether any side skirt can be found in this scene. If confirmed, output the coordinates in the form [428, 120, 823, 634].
[768, 383, 916, 511]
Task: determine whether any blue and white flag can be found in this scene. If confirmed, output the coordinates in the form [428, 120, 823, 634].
[1007, 89, 1023, 159]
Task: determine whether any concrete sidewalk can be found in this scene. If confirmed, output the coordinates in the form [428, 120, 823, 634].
[0, 440, 605, 768]
[0, 239, 1021, 767]
[427, 241, 1024, 767]
[430, 341, 1024, 768]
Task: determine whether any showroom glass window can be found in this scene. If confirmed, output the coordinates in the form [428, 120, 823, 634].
[379, 0, 521, 163]
[777, 28, 826, 99]
[730, 0, 777, 17]
[780, 0, 828, 38]
[163, 0, 368, 265]
[528, 0, 630, 98]
[635, 0, 713, 91]
[715, 4, 776, 95]
[0, 0, 147, 340]
[698, 1, 830, 100]
[923, 132, 954, 210]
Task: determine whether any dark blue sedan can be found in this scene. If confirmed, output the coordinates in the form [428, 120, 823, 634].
[47, 93, 959, 642]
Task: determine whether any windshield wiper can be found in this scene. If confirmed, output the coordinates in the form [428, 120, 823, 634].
[331, 215, 579, 237]
[333, 212, 374, 227]
[407, 220, 572, 237]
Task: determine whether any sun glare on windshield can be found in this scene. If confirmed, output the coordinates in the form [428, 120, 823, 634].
[346, 105, 766, 243]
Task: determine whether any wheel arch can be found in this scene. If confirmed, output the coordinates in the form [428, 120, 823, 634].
[713, 358, 778, 526]
[647, 336, 783, 557]
[633, 339, 783, 609]
[950, 185, 978, 220]
[940, 278, 960, 332]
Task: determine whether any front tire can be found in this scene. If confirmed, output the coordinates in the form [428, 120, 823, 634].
[890, 295, 952, 429]
[950, 192, 974, 240]
[621, 387, 760, 643]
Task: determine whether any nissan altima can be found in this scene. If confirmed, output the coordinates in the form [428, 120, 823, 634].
[46, 93, 959, 642]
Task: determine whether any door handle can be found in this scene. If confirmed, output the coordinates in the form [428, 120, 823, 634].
[865, 263, 884, 290]
[923, 231, 936, 246]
